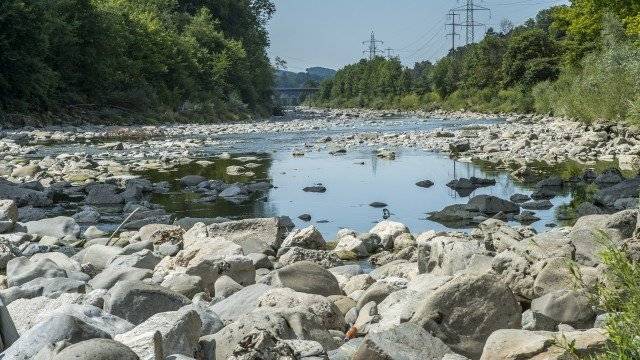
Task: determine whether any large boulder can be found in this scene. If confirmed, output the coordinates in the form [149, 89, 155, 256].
[0, 183, 52, 207]
[279, 226, 326, 252]
[88, 267, 153, 290]
[104, 281, 191, 325]
[46, 339, 139, 360]
[205, 217, 294, 255]
[593, 177, 640, 208]
[418, 235, 487, 276]
[210, 284, 272, 323]
[0, 276, 86, 304]
[6, 293, 84, 334]
[411, 273, 522, 358]
[272, 261, 342, 296]
[530, 290, 596, 328]
[74, 244, 124, 271]
[278, 247, 342, 268]
[137, 224, 184, 245]
[0, 297, 19, 349]
[85, 184, 124, 205]
[369, 221, 410, 250]
[467, 195, 520, 215]
[480, 328, 608, 359]
[568, 210, 637, 266]
[5, 255, 83, 287]
[257, 287, 346, 331]
[23, 216, 80, 239]
[1, 314, 110, 359]
[115, 309, 202, 360]
[353, 323, 453, 360]
[0, 200, 17, 233]
[32, 304, 134, 337]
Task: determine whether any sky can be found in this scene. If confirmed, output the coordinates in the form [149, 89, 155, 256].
[267, 0, 569, 72]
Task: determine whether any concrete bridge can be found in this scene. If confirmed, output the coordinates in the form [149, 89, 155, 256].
[274, 87, 319, 105]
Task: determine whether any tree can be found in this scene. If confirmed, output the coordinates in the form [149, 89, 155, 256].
[502, 28, 558, 87]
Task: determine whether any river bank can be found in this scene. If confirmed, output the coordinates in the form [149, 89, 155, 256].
[0, 109, 635, 359]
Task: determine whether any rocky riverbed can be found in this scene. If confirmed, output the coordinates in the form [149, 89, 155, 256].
[0, 110, 637, 359]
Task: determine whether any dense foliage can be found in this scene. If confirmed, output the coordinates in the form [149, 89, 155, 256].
[313, 0, 640, 124]
[0, 0, 275, 118]
[275, 67, 336, 89]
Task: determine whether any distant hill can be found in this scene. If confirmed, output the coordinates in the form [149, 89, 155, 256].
[276, 67, 336, 88]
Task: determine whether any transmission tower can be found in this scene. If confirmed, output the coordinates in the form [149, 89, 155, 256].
[446, 10, 461, 52]
[362, 31, 384, 60]
[384, 48, 396, 59]
[455, 0, 490, 45]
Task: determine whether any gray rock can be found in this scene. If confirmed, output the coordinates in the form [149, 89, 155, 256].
[160, 273, 203, 299]
[7, 293, 83, 334]
[205, 217, 294, 255]
[509, 193, 530, 203]
[0, 200, 17, 233]
[180, 303, 224, 336]
[279, 226, 326, 252]
[6, 256, 68, 287]
[214, 275, 243, 298]
[530, 290, 596, 328]
[108, 249, 162, 270]
[1, 314, 110, 360]
[521, 309, 557, 331]
[415, 180, 434, 188]
[104, 281, 191, 325]
[88, 266, 152, 290]
[74, 244, 124, 271]
[0, 297, 18, 349]
[594, 177, 640, 208]
[521, 200, 553, 210]
[210, 284, 272, 323]
[85, 184, 124, 205]
[0, 183, 52, 207]
[327, 338, 364, 360]
[246, 253, 273, 270]
[23, 216, 80, 239]
[356, 281, 403, 310]
[353, 323, 453, 360]
[273, 261, 342, 296]
[411, 273, 521, 358]
[115, 309, 201, 360]
[0, 277, 85, 304]
[278, 247, 343, 268]
[180, 175, 207, 187]
[467, 195, 519, 215]
[47, 339, 139, 360]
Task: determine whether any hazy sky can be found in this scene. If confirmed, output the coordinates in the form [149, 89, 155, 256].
[267, 0, 568, 72]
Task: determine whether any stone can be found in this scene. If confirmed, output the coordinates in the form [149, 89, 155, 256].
[0, 276, 86, 304]
[480, 328, 608, 360]
[593, 177, 640, 208]
[108, 249, 162, 270]
[205, 217, 294, 255]
[104, 281, 191, 325]
[356, 280, 403, 310]
[343, 274, 375, 295]
[214, 275, 243, 298]
[467, 195, 519, 215]
[24, 216, 80, 239]
[210, 284, 272, 323]
[246, 252, 273, 270]
[303, 185, 327, 193]
[0, 183, 52, 207]
[334, 235, 369, 259]
[353, 323, 453, 360]
[6, 293, 83, 333]
[510, 193, 530, 203]
[83, 226, 107, 240]
[298, 213, 312, 222]
[6, 256, 68, 287]
[137, 224, 184, 245]
[418, 236, 486, 276]
[273, 261, 342, 296]
[74, 244, 124, 271]
[521, 200, 553, 210]
[161, 273, 203, 299]
[180, 175, 207, 187]
[411, 273, 521, 358]
[393, 233, 416, 251]
[279, 226, 326, 252]
[530, 290, 596, 328]
[85, 184, 124, 205]
[0, 200, 17, 233]
[521, 309, 557, 331]
[257, 287, 346, 331]
[369, 221, 410, 250]
[0, 297, 19, 349]
[88, 266, 152, 290]
[1, 314, 110, 359]
[115, 309, 201, 360]
[416, 180, 434, 188]
[278, 246, 342, 268]
[47, 339, 139, 360]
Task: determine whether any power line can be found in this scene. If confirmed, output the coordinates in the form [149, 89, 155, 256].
[384, 48, 397, 58]
[446, 10, 461, 52]
[362, 31, 384, 60]
[455, 0, 491, 45]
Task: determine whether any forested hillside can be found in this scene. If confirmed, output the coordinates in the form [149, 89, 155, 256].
[0, 0, 276, 120]
[312, 0, 640, 124]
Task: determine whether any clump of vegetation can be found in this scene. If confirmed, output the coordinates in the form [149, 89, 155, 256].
[590, 235, 640, 359]
[312, 1, 640, 124]
[0, 0, 276, 119]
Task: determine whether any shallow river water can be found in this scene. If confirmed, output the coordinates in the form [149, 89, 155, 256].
[32, 115, 609, 238]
